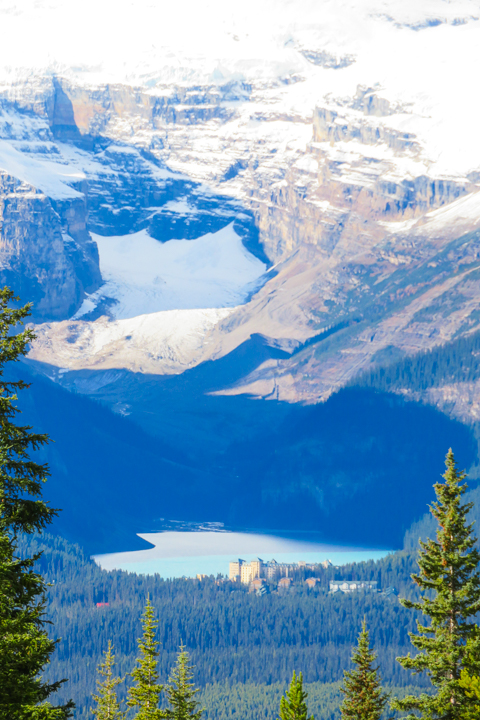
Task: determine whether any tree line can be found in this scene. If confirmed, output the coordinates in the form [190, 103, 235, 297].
[1, 287, 480, 718]
[85, 449, 480, 720]
[352, 328, 480, 394]
[28, 527, 424, 715]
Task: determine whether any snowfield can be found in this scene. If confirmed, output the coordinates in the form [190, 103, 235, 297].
[29, 225, 267, 375]
[0, 138, 84, 198]
[5, 0, 480, 387]
[1, 0, 480, 178]
[31, 307, 233, 376]
[77, 224, 266, 320]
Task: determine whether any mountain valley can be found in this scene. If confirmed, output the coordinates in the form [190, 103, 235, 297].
[1, 0, 480, 551]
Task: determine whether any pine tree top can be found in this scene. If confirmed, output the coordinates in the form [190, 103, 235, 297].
[163, 643, 203, 720]
[340, 620, 389, 720]
[278, 670, 314, 720]
[404, 449, 480, 621]
[126, 597, 163, 720]
[0, 287, 58, 539]
[393, 449, 480, 719]
[92, 641, 125, 720]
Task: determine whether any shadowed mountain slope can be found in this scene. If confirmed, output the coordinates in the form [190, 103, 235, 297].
[15, 361, 477, 554]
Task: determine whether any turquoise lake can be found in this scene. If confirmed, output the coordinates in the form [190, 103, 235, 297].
[93, 529, 393, 578]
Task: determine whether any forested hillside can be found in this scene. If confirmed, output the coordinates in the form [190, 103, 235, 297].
[197, 681, 422, 720]
[23, 480, 480, 717]
[20, 532, 429, 718]
[354, 329, 480, 394]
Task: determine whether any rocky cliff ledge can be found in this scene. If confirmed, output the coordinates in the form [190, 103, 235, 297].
[0, 172, 100, 320]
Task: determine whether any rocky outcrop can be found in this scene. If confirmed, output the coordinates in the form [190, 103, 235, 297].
[84, 144, 251, 242]
[300, 49, 355, 69]
[0, 81, 263, 321]
[247, 154, 471, 265]
[1, 73, 480, 421]
[313, 106, 418, 153]
[50, 189, 101, 293]
[7, 76, 467, 266]
[0, 173, 100, 320]
[47, 78, 240, 144]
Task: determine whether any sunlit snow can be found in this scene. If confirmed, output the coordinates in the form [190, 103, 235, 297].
[1, 0, 480, 176]
[0, 139, 83, 198]
[34, 307, 233, 376]
[76, 224, 266, 320]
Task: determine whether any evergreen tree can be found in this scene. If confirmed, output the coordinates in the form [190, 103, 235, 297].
[163, 644, 203, 720]
[393, 449, 480, 719]
[339, 620, 389, 720]
[127, 598, 164, 720]
[278, 671, 314, 720]
[92, 641, 125, 720]
[0, 287, 73, 718]
[458, 670, 480, 719]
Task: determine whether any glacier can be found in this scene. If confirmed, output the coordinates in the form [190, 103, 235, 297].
[85, 224, 266, 320]
[1, 0, 479, 555]
[1, 0, 480, 414]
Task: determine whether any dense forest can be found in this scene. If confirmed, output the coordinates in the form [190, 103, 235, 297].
[2, 290, 478, 718]
[353, 328, 480, 393]
[197, 681, 423, 720]
[21, 483, 480, 717]
[19, 531, 429, 718]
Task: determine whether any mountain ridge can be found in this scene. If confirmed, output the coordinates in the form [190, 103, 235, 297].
[1, 0, 480, 546]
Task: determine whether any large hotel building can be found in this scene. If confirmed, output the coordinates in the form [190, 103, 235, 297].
[229, 558, 280, 583]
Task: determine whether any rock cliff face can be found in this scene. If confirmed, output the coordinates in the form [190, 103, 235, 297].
[0, 172, 99, 320]
[0, 88, 104, 320]
[2, 0, 480, 544]
[48, 77, 238, 141]
[1, 57, 480, 418]
[0, 80, 263, 321]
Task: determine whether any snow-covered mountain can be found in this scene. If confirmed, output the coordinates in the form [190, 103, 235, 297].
[2, 0, 480, 422]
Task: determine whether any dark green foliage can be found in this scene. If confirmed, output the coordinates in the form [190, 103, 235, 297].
[340, 621, 389, 720]
[127, 598, 164, 720]
[92, 641, 125, 720]
[353, 330, 480, 395]
[458, 670, 480, 719]
[403, 485, 480, 551]
[200, 681, 342, 720]
[163, 645, 203, 720]
[0, 529, 69, 719]
[198, 681, 420, 720]
[278, 671, 313, 720]
[0, 288, 72, 719]
[16, 532, 428, 718]
[393, 450, 480, 719]
[0, 288, 57, 536]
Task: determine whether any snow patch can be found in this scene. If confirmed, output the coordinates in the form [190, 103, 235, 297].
[378, 218, 419, 234]
[0, 138, 83, 197]
[162, 198, 197, 214]
[78, 224, 266, 320]
[31, 307, 233, 375]
[419, 191, 480, 235]
[1, 0, 480, 181]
